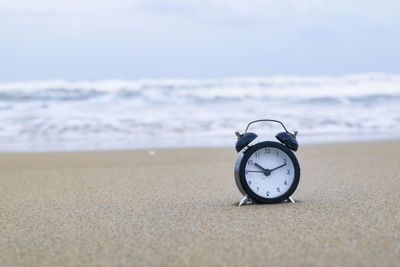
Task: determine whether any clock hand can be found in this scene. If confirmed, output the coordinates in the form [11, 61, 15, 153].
[254, 162, 271, 176]
[254, 162, 267, 172]
[270, 163, 287, 172]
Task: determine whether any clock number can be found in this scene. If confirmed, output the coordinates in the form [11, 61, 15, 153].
[248, 180, 252, 185]
[283, 159, 287, 164]
[276, 187, 280, 192]
[264, 148, 270, 154]
[284, 180, 287, 185]
[248, 160, 253, 166]
[287, 169, 290, 175]
[266, 191, 270, 197]
[256, 187, 259, 192]
[255, 151, 259, 157]
[276, 151, 279, 156]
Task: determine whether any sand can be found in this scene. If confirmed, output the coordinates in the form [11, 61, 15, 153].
[0, 141, 399, 266]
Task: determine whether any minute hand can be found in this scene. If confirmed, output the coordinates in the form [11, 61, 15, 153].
[270, 163, 287, 172]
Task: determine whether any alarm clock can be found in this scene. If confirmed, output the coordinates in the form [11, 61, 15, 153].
[234, 119, 300, 206]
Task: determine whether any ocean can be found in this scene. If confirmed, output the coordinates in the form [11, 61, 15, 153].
[1, 73, 400, 152]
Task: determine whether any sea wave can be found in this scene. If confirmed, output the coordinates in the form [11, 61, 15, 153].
[0, 73, 400, 151]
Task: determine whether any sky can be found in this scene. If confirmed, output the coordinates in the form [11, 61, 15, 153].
[1, 0, 400, 81]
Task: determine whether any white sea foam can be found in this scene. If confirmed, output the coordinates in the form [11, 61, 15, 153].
[1, 73, 400, 151]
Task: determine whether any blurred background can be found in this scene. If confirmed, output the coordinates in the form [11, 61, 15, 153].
[1, 0, 400, 151]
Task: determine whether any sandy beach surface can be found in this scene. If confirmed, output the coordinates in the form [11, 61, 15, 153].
[1, 140, 399, 266]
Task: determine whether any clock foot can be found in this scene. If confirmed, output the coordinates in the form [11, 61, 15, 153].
[239, 195, 249, 206]
[287, 196, 295, 203]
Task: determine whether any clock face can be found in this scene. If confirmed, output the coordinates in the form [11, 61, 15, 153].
[244, 146, 295, 199]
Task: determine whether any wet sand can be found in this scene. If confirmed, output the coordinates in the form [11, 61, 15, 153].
[0, 141, 399, 266]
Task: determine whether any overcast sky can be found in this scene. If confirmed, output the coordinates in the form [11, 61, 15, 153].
[1, 0, 400, 81]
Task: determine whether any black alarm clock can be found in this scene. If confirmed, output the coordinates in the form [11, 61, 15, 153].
[234, 119, 300, 206]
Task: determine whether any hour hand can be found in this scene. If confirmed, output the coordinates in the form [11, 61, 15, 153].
[254, 163, 267, 172]
[254, 162, 271, 176]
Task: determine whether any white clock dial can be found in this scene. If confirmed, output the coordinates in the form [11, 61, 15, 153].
[244, 147, 295, 198]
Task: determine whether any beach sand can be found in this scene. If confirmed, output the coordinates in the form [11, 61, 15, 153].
[1, 141, 399, 266]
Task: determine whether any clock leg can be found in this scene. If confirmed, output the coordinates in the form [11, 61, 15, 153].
[287, 196, 295, 203]
[239, 195, 249, 206]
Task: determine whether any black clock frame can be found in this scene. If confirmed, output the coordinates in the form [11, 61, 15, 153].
[236, 141, 300, 204]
